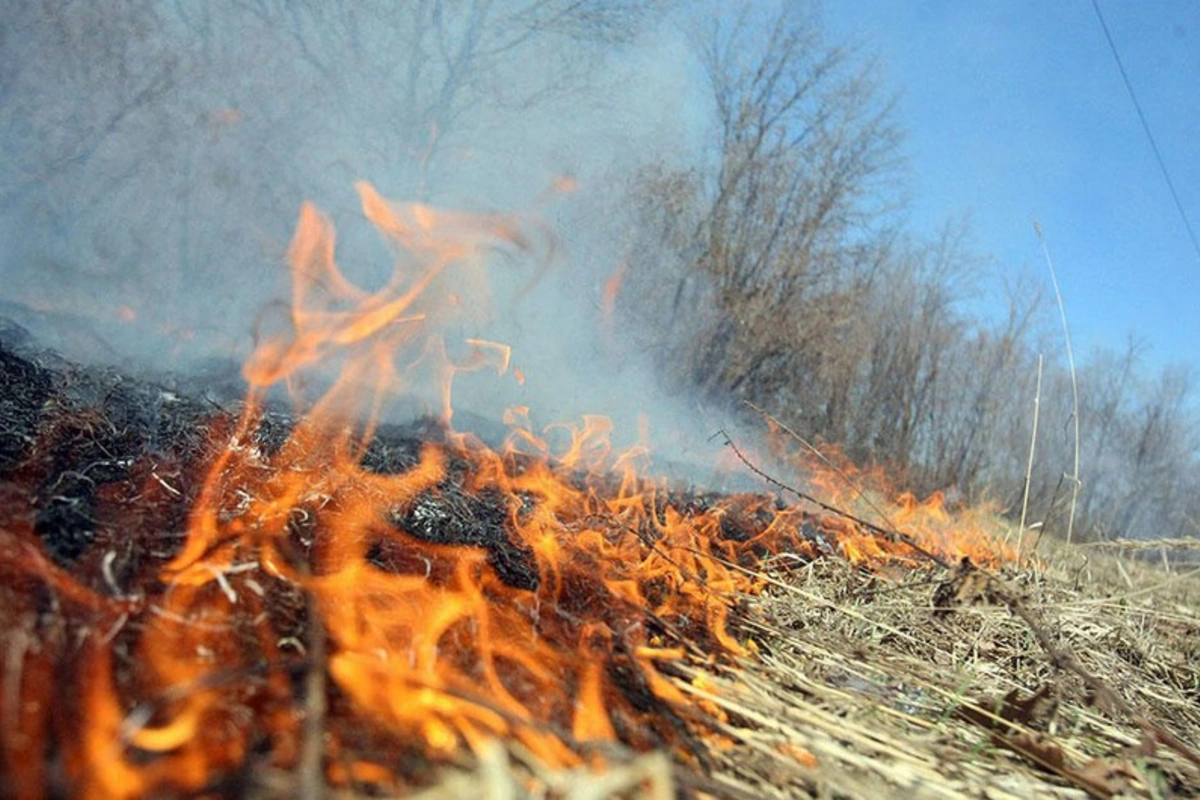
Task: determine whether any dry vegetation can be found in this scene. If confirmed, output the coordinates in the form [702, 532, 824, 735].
[403, 532, 1200, 799]
[3, 0, 1196, 546]
[6, 335, 1198, 799]
[4, 4, 1199, 799]
[712, 544, 1199, 798]
[620, 6, 1200, 546]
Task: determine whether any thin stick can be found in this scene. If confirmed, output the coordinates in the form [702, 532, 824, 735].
[1017, 354, 1043, 560]
[744, 401, 902, 536]
[714, 428, 949, 568]
[1078, 537, 1200, 552]
[1003, 584, 1200, 770]
[1034, 221, 1081, 543]
[298, 592, 327, 800]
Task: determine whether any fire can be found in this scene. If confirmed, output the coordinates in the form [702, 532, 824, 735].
[755, 422, 1018, 567]
[600, 259, 626, 340]
[0, 182, 1014, 798]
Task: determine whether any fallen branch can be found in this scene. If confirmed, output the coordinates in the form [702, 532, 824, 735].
[937, 558, 1200, 773]
[1077, 537, 1200, 552]
[713, 428, 949, 569]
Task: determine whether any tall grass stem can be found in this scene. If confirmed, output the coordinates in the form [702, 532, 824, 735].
[1034, 220, 1081, 544]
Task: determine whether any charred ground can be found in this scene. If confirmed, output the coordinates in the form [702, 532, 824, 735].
[2, 330, 1199, 799]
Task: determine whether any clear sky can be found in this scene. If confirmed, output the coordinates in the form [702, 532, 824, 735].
[823, 1, 1199, 373]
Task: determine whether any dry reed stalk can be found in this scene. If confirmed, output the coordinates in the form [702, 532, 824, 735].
[1017, 352, 1043, 560]
[1034, 221, 1082, 545]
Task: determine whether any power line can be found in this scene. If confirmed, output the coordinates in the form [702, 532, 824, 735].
[1090, 0, 1200, 265]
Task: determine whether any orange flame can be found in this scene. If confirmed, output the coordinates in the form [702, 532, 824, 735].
[129, 182, 767, 787]
[0, 182, 1014, 798]
[600, 259, 627, 342]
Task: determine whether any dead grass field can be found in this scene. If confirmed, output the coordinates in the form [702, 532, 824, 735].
[403, 532, 1200, 799]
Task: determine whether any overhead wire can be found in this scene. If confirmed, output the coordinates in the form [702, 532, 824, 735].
[1090, 0, 1200, 265]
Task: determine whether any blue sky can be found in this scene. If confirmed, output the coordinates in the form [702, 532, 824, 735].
[823, 1, 1199, 373]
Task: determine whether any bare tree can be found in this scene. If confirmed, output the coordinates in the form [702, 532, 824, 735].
[624, 3, 903, 401]
[0, 2, 178, 209]
[615, 5, 1200, 543]
[220, 0, 654, 195]
[920, 278, 1043, 498]
[0, 0, 657, 367]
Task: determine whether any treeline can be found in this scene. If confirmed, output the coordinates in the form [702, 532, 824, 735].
[619, 6, 1199, 542]
[3, 2, 1195, 541]
[0, 0, 661, 367]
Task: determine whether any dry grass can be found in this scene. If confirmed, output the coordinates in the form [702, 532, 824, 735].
[6, 341, 1197, 798]
[693, 543, 1200, 798]
[400, 528, 1200, 799]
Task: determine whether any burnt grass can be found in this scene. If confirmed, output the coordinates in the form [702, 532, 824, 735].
[1, 332, 539, 583]
[4, 327, 1200, 799]
[0, 329, 802, 795]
